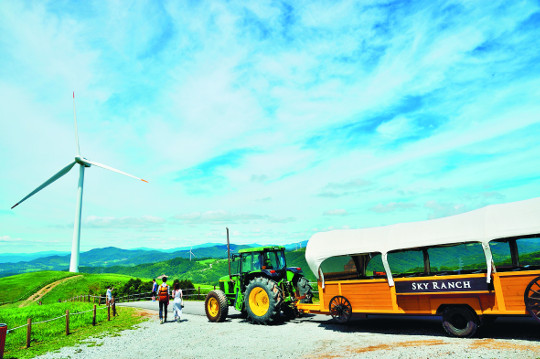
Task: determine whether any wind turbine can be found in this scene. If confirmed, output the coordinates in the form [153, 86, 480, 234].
[11, 92, 148, 273]
[189, 247, 196, 261]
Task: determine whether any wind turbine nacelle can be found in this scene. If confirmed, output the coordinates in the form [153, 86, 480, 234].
[75, 156, 92, 167]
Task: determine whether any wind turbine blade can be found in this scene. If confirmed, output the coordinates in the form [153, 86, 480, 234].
[11, 161, 77, 209]
[73, 92, 80, 156]
[84, 159, 148, 183]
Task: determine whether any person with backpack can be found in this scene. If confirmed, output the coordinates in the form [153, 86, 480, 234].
[157, 277, 170, 324]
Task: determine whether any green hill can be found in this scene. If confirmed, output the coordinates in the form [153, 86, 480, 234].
[81, 249, 316, 285]
[0, 271, 144, 306]
[39, 273, 138, 304]
[0, 271, 78, 304]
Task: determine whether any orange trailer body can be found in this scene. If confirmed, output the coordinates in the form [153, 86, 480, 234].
[298, 198, 540, 337]
[298, 270, 539, 317]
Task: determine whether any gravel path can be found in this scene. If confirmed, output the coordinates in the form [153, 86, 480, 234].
[34, 301, 540, 359]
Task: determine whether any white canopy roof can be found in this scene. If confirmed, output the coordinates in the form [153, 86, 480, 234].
[305, 197, 540, 280]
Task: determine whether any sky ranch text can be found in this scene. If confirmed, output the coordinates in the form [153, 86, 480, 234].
[411, 280, 471, 291]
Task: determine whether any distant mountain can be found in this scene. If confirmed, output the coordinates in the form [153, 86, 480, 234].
[0, 243, 270, 277]
[283, 240, 308, 251]
[81, 248, 316, 284]
[0, 251, 69, 264]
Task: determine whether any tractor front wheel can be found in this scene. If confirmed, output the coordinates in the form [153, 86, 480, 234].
[205, 290, 229, 322]
[244, 277, 282, 324]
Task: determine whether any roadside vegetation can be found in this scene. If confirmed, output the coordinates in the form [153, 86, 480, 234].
[0, 271, 199, 358]
[0, 302, 145, 359]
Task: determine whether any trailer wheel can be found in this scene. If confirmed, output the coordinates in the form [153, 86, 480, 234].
[441, 306, 479, 337]
[329, 295, 352, 323]
[205, 290, 229, 322]
[524, 275, 540, 323]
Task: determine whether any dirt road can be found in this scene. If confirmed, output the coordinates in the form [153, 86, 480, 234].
[34, 300, 540, 358]
[19, 275, 82, 307]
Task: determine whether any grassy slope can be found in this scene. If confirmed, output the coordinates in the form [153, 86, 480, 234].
[0, 303, 145, 359]
[0, 271, 152, 358]
[40, 273, 137, 304]
[0, 271, 78, 304]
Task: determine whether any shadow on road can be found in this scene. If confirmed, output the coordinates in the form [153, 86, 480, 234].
[314, 314, 540, 341]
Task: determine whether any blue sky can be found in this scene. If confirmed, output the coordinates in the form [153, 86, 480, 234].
[1, 0, 539, 253]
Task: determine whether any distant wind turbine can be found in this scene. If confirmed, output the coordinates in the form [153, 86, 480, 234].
[189, 247, 196, 261]
[11, 92, 148, 273]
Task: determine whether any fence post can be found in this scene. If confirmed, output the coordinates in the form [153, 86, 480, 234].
[107, 305, 110, 321]
[66, 310, 69, 335]
[112, 301, 117, 317]
[26, 318, 32, 348]
[93, 305, 97, 326]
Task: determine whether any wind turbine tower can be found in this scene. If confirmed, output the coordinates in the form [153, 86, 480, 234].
[189, 247, 196, 261]
[11, 93, 148, 273]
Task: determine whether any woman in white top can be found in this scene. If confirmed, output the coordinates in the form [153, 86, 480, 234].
[172, 281, 183, 322]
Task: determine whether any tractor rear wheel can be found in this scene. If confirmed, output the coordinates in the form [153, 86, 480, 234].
[205, 290, 229, 322]
[244, 277, 282, 324]
[297, 276, 313, 303]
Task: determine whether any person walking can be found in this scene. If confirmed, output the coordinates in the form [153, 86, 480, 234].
[106, 286, 113, 307]
[157, 277, 170, 324]
[151, 279, 158, 301]
[172, 281, 183, 323]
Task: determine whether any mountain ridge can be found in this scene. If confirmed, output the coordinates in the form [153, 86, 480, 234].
[0, 241, 309, 277]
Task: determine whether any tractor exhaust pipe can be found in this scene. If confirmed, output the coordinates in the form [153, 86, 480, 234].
[226, 227, 231, 279]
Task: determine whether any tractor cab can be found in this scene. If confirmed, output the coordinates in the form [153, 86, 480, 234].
[233, 246, 288, 286]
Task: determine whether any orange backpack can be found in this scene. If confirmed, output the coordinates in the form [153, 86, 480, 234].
[158, 284, 169, 302]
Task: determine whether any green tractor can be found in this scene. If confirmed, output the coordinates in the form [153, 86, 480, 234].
[204, 245, 313, 324]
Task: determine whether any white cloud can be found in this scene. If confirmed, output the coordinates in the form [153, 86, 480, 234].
[173, 210, 295, 225]
[323, 209, 349, 216]
[376, 116, 418, 139]
[85, 215, 166, 228]
[0, 235, 21, 243]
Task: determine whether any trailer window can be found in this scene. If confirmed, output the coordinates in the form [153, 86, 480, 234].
[490, 236, 540, 270]
[387, 249, 424, 277]
[365, 253, 386, 277]
[517, 236, 540, 267]
[320, 255, 359, 281]
[489, 240, 513, 269]
[428, 243, 486, 274]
